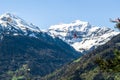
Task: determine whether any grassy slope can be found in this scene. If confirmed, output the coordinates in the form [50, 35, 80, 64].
[44, 34, 120, 80]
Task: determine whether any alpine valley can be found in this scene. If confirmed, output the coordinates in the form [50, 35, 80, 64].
[0, 13, 80, 80]
[0, 13, 119, 80]
[44, 30, 120, 80]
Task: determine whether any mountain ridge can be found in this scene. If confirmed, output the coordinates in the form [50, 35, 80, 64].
[0, 13, 40, 32]
[0, 13, 119, 79]
[43, 33, 120, 80]
[0, 13, 41, 40]
[0, 13, 80, 80]
[48, 20, 119, 53]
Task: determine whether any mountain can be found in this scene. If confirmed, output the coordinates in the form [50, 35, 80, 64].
[0, 13, 41, 38]
[48, 20, 119, 53]
[0, 13, 80, 80]
[44, 33, 120, 80]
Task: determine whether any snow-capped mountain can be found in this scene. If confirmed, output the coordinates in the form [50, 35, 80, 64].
[0, 13, 119, 54]
[0, 13, 79, 55]
[48, 20, 119, 53]
[0, 13, 80, 79]
[0, 13, 41, 38]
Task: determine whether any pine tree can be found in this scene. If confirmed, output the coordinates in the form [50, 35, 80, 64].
[116, 23, 120, 30]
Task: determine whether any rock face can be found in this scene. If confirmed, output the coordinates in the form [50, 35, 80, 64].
[0, 13, 80, 80]
[48, 20, 119, 53]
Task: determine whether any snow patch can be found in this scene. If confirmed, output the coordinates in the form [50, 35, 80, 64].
[48, 20, 119, 53]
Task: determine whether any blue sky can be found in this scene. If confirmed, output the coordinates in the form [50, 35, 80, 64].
[0, 0, 119, 30]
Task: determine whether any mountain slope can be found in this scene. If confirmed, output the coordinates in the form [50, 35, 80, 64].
[0, 13, 41, 39]
[48, 20, 119, 53]
[44, 33, 120, 80]
[0, 13, 40, 32]
[0, 13, 80, 80]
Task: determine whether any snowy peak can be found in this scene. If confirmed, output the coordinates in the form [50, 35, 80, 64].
[49, 20, 91, 32]
[0, 13, 20, 20]
[0, 13, 40, 32]
[48, 20, 91, 39]
[0, 13, 43, 39]
[48, 20, 119, 53]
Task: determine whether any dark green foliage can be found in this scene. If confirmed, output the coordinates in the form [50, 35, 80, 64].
[93, 73, 104, 80]
[44, 33, 120, 80]
[0, 35, 79, 80]
[71, 70, 82, 80]
[95, 57, 108, 71]
[115, 23, 120, 30]
[95, 49, 120, 72]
